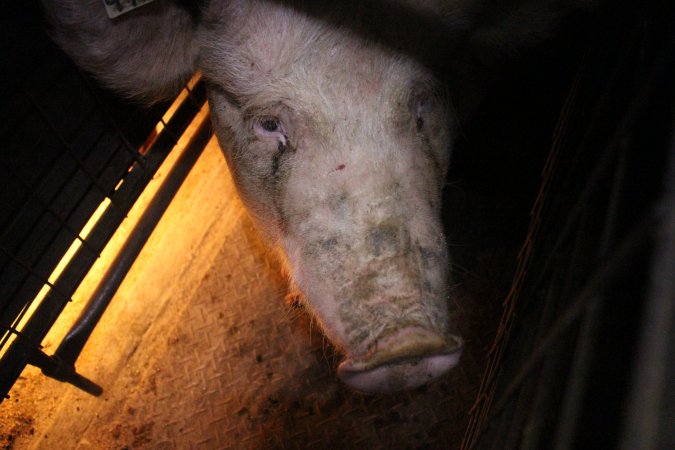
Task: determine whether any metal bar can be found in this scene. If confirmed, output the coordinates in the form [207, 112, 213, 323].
[488, 216, 653, 417]
[184, 82, 203, 109]
[0, 161, 99, 256]
[460, 69, 584, 450]
[526, 39, 675, 304]
[0, 83, 206, 402]
[619, 117, 675, 450]
[0, 245, 73, 352]
[53, 112, 211, 370]
[0, 181, 102, 323]
[551, 301, 601, 450]
[0, 80, 206, 330]
[157, 116, 180, 145]
[0, 245, 72, 305]
[28, 342, 102, 397]
[10, 76, 126, 209]
[0, 135, 64, 242]
[75, 67, 148, 167]
[26, 98, 119, 203]
[0, 115, 112, 259]
[0, 181, 106, 329]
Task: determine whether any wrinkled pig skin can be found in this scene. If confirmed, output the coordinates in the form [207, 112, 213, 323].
[42, 0, 580, 392]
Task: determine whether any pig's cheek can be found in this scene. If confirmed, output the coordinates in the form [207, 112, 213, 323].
[261, 141, 296, 231]
[226, 140, 293, 237]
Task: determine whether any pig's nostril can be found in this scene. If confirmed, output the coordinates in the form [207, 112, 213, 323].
[337, 328, 463, 393]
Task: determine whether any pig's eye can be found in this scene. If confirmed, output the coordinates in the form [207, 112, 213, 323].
[261, 118, 279, 132]
[415, 99, 430, 132]
[254, 116, 287, 145]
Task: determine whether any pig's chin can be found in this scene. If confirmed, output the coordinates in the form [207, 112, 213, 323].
[337, 328, 463, 394]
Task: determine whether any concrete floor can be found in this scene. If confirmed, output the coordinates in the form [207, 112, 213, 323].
[2, 107, 509, 449]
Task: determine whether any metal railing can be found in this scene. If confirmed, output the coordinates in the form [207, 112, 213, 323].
[0, 2, 208, 401]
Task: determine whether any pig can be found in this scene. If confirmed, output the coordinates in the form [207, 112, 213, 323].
[41, 0, 586, 393]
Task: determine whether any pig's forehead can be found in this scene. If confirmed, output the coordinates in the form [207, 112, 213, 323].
[198, 5, 438, 109]
[267, 55, 423, 110]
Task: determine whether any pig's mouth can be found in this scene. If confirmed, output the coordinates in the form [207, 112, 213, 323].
[337, 328, 463, 393]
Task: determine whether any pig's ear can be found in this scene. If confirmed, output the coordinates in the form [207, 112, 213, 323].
[41, 0, 199, 103]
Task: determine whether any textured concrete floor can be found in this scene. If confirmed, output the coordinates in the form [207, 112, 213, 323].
[2, 107, 511, 449]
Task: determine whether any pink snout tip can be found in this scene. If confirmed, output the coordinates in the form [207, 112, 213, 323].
[337, 328, 463, 393]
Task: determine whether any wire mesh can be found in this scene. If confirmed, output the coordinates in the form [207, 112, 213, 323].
[0, 1, 205, 401]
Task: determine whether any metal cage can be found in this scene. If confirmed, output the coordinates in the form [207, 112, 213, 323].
[1, 1, 672, 449]
[462, 2, 675, 449]
[0, 1, 207, 401]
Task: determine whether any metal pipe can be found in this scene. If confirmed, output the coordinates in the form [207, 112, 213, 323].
[50, 112, 212, 378]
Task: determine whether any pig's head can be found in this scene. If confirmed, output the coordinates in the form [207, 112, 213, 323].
[43, 0, 579, 392]
[199, 2, 462, 392]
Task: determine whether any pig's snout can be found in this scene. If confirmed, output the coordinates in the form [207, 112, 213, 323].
[289, 210, 462, 392]
[337, 328, 463, 393]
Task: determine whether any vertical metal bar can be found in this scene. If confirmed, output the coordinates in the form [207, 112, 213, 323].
[549, 137, 629, 449]
[158, 116, 180, 144]
[619, 118, 675, 450]
[551, 302, 600, 450]
[184, 82, 203, 109]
